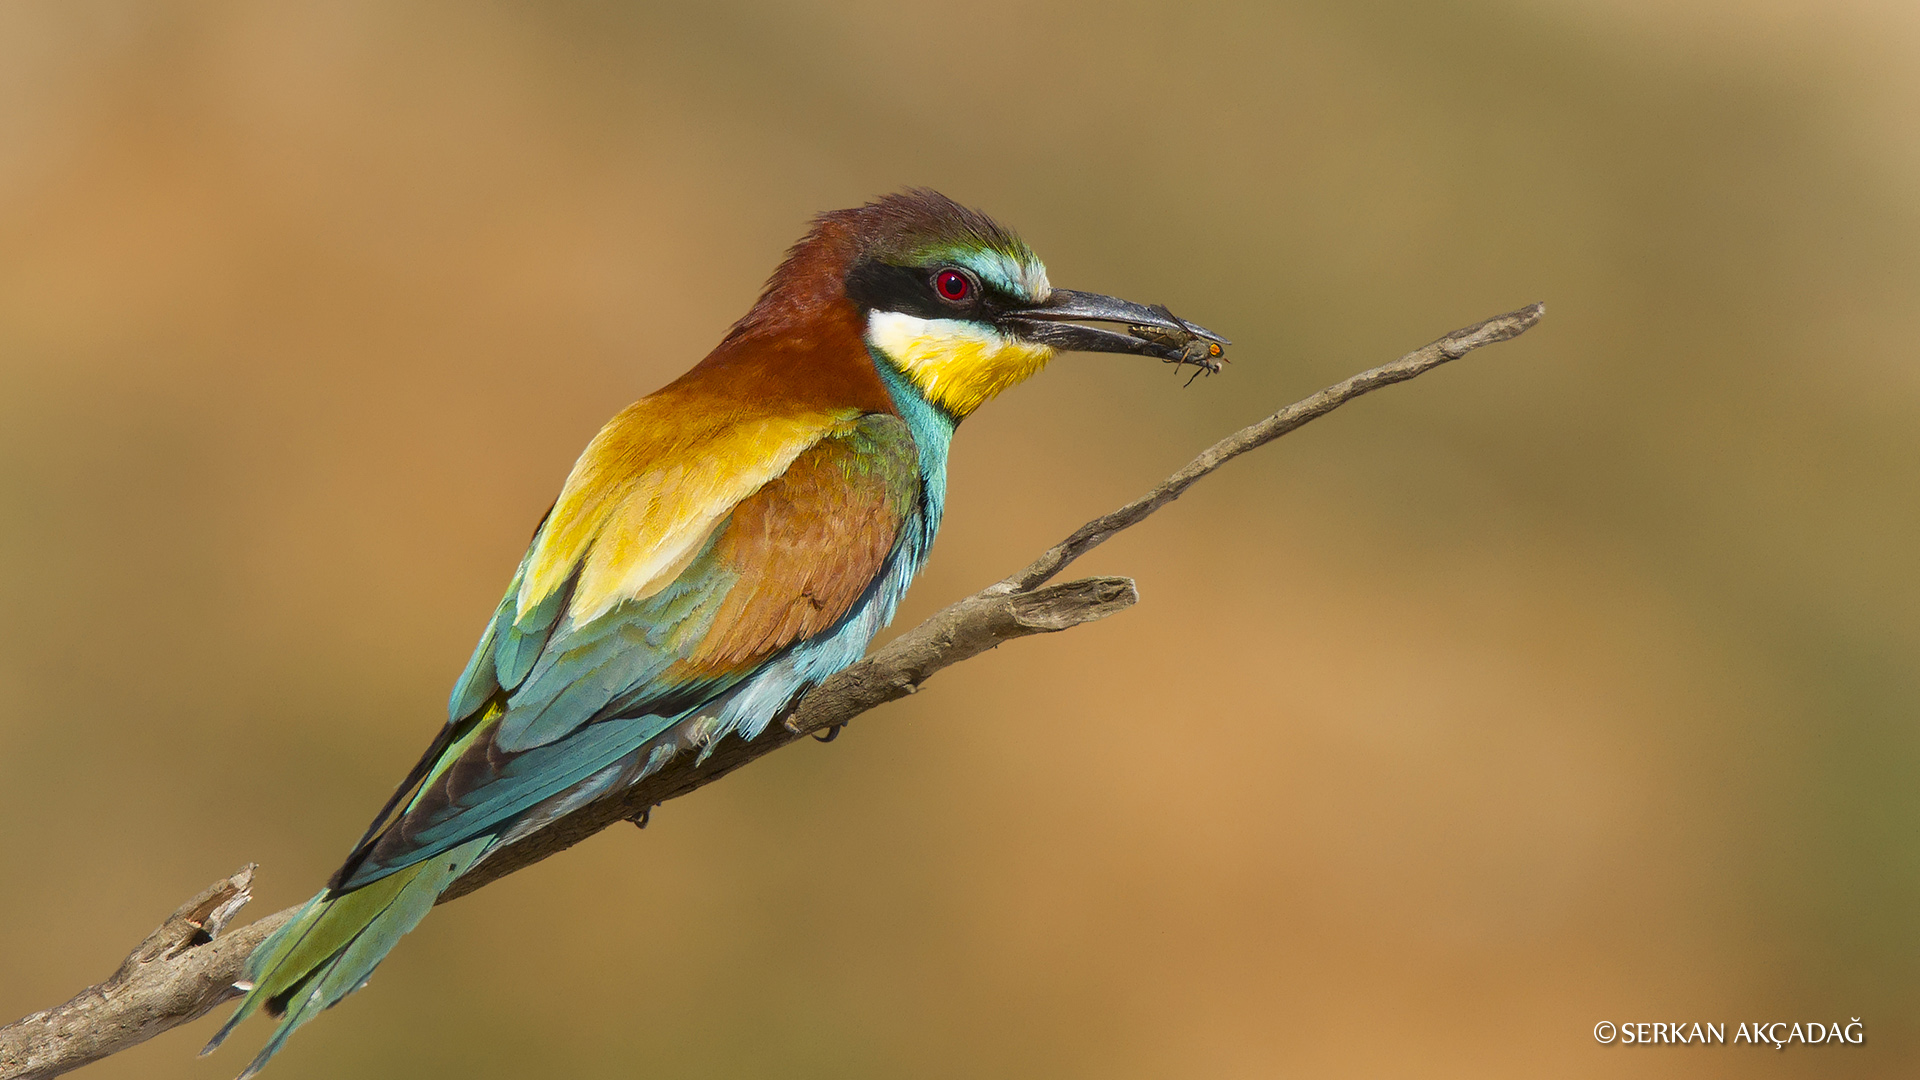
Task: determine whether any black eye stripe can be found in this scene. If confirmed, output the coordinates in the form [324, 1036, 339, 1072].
[844, 258, 1018, 324]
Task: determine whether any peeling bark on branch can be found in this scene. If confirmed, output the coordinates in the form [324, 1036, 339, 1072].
[0, 868, 291, 1080]
[0, 303, 1544, 1080]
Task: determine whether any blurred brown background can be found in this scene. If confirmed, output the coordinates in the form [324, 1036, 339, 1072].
[2, 1, 1916, 1077]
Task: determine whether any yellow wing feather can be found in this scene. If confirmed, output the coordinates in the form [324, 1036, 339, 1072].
[520, 398, 863, 626]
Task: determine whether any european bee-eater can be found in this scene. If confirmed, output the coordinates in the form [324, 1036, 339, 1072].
[205, 189, 1225, 1076]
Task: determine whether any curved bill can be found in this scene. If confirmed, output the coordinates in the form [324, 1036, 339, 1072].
[1003, 288, 1229, 365]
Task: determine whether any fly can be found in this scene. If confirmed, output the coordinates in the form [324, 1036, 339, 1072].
[1127, 303, 1228, 385]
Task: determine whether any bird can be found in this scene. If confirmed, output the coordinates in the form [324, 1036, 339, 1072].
[202, 189, 1226, 1077]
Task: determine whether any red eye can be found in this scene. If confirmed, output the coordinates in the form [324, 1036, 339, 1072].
[934, 268, 972, 302]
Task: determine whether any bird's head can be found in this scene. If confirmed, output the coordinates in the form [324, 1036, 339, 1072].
[731, 189, 1226, 420]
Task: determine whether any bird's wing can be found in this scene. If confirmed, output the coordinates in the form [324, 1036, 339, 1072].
[331, 407, 921, 891]
[447, 400, 864, 721]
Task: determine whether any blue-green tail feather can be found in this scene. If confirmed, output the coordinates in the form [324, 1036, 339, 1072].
[203, 837, 491, 1079]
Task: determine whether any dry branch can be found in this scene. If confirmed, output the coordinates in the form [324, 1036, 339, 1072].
[0, 868, 289, 1080]
[0, 302, 1544, 1080]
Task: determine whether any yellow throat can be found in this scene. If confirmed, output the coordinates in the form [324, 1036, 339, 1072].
[867, 309, 1056, 418]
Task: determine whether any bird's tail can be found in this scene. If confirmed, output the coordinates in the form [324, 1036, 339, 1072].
[202, 836, 491, 1079]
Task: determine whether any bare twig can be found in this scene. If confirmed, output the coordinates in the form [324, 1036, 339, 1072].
[0, 868, 291, 1080]
[0, 303, 1543, 1079]
[1002, 302, 1546, 592]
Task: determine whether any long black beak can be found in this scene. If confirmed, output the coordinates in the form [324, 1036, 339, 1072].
[1004, 289, 1229, 367]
